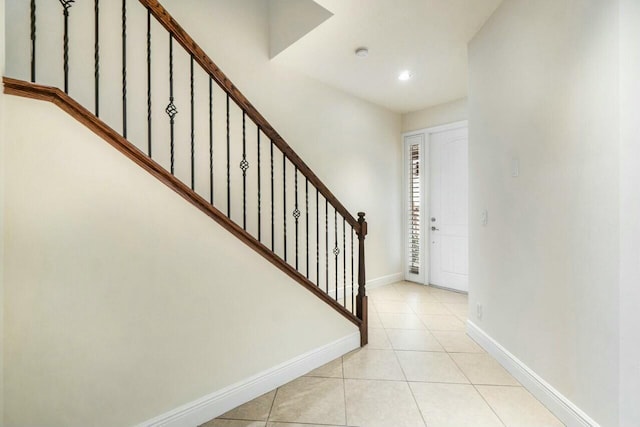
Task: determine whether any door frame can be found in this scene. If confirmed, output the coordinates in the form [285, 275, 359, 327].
[402, 120, 468, 286]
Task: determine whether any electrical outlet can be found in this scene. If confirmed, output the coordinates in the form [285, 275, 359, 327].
[476, 303, 483, 320]
[481, 210, 488, 226]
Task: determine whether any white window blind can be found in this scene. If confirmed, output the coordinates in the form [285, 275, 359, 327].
[408, 143, 421, 275]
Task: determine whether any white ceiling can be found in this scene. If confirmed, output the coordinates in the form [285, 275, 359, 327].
[270, 0, 503, 114]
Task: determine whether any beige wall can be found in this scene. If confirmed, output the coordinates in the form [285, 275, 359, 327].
[401, 98, 467, 132]
[619, 0, 640, 425]
[3, 96, 357, 427]
[468, 1, 619, 426]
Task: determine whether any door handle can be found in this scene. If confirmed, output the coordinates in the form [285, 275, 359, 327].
[431, 226, 439, 231]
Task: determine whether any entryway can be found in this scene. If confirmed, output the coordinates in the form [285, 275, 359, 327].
[403, 122, 469, 292]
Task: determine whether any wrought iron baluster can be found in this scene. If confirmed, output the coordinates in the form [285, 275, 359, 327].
[146, 8, 151, 155]
[316, 188, 320, 286]
[343, 218, 347, 306]
[30, 0, 36, 82]
[293, 167, 300, 269]
[240, 112, 248, 230]
[351, 226, 354, 313]
[122, 0, 127, 138]
[283, 154, 287, 262]
[165, 35, 177, 175]
[209, 77, 214, 204]
[94, 0, 100, 116]
[334, 209, 339, 301]
[325, 198, 329, 293]
[257, 129, 262, 241]
[270, 141, 275, 251]
[59, 0, 74, 94]
[226, 94, 230, 217]
[190, 56, 195, 190]
[305, 178, 309, 279]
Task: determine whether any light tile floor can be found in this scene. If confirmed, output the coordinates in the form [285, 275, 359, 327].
[202, 281, 564, 427]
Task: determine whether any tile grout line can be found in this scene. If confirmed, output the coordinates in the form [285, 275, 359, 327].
[266, 386, 279, 423]
[472, 383, 508, 427]
[406, 382, 430, 427]
[386, 318, 429, 427]
[341, 355, 348, 427]
[438, 303, 507, 427]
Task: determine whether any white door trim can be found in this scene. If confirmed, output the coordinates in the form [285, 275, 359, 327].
[401, 120, 468, 287]
[403, 120, 469, 138]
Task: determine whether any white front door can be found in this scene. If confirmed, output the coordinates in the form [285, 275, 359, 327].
[429, 127, 469, 291]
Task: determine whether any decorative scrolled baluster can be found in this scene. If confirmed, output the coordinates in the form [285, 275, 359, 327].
[165, 35, 178, 175]
[334, 209, 339, 301]
[240, 155, 250, 229]
[293, 167, 300, 269]
[240, 112, 248, 228]
[240, 113, 249, 231]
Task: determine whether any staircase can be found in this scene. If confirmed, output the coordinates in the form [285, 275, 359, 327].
[3, 0, 368, 345]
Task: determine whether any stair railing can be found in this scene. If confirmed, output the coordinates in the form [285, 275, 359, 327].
[7, 0, 368, 345]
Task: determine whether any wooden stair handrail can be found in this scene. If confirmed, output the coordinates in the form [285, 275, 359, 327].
[3, 76, 361, 329]
[139, 0, 360, 231]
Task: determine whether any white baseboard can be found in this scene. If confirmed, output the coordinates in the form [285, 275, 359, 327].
[325, 273, 403, 300]
[366, 272, 402, 290]
[467, 321, 600, 427]
[136, 332, 360, 427]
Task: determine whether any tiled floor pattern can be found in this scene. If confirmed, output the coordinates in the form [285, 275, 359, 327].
[203, 281, 564, 427]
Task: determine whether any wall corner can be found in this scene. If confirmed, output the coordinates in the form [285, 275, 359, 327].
[0, 0, 7, 422]
[619, 0, 640, 425]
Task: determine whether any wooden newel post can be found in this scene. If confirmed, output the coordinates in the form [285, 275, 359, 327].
[356, 212, 368, 347]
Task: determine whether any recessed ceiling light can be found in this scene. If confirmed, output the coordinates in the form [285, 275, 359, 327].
[355, 47, 369, 58]
[398, 70, 413, 81]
